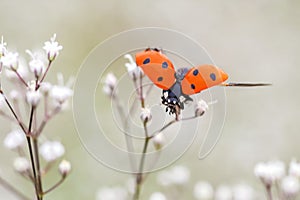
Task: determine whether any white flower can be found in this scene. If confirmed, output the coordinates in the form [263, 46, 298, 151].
[102, 73, 117, 97]
[1, 51, 19, 71]
[289, 159, 300, 177]
[140, 107, 152, 122]
[254, 160, 285, 186]
[43, 34, 63, 61]
[3, 129, 25, 150]
[26, 50, 45, 78]
[59, 160, 71, 176]
[195, 99, 208, 117]
[50, 73, 73, 107]
[26, 89, 42, 106]
[157, 165, 190, 186]
[0, 94, 6, 111]
[232, 184, 255, 200]
[96, 186, 127, 200]
[126, 178, 136, 195]
[40, 82, 52, 95]
[149, 192, 166, 200]
[193, 181, 213, 200]
[215, 185, 232, 200]
[152, 133, 165, 150]
[281, 175, 300, 198]
[0, 36, 7, 56]
[4, 60, 28, 80]
[9, 90, 21, 101]
[40, 141, 65, 162]
[13, 157, 30, 173]
[124, 54, 143, 79]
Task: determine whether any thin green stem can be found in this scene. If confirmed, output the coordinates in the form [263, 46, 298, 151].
[43, 175, 66, 195]
[33, 138, 43, 199]
[37, 60, 52, 90]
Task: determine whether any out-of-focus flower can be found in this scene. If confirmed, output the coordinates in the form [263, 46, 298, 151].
[157, 165, 190, 187]
[40, 82, 52, 95]
[4, 60, 28, 81]
[215, 185, 232, 200]
[152, 133, 165, 150]
[289, 159, 300, 178]
[0, 36, 7, 57]
[0, 94, 6, 111]
[96, 186, 127, 200]
[140, 106, 152, 122]
[9, 90, 21, 101]
[102, 73, 117, 97]
[281, 175, 300, 198]
[124, 54, 143, 79]
[58, 160, 71, 176]
[50, 73, 73, 109]
[43, 34, 63, 61]
[26, 89, 42, 106]
[126, 178, 135, 195]
[3, 129, 25, 150]
[232, 184, 255, 200]
[254, 160, 285, 186]
[149, 192, 166, 200]
[1, 51, 19, 71]
[26, 50, 45, 78]
[13, 157, 30, 173]
[39, 141, 65, 162]
[195, 99, 208, 117]
[193, 181, 214, 200]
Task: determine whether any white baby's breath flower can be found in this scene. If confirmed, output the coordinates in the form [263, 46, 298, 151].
[26, 89, 42, 106]
[195, 99, 208, 117]
[1, 51, 19, 71]
[254, 160, 285, 186]
[140, 106, 152, 122]
[4, 61, 28, 81]
[289, 159, 300, 177]
[232, 184, 255, 200]
[0, 36, 7, 56]
[96, 186, 128, 200]
[26, 50, 45, 78]
[13, 157, 30, 173]
[102, 73, 117, 97]
[50, 73, 73, 109]
[152, 133, 165, 150]
[40, 141, 65, 162]
[9, 90, 21, 101]
[281, 175, 300, 198]
[149, 192, 167, 200]
[3, 129, 25, 150]
[43, 34, 63, 61]
[215, 185, 232, 200]
[40, 82, 52, 95]
[59, 160, 71, 176]
[124, 54, 143, 79]
[193, 181, 214, 200]
[157, 165, 190, 187]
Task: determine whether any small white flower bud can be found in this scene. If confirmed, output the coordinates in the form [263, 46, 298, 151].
[43, 34, 63, 61]
[152, 133, 165, 150]
[9, 90, 21, 101]
[215, 185, 232, 200]
[0, 36, 7, 56]
[102, 73, 117, 97]
[3, 129, 25, 150]
[50, 85, 73, 104]
[149, 192, 167, 200]
[140, 107, 152, 122]
[59, 160, 71, 176]
[193, 181, 214, 200]
[13, 157, 30, 173]
[254, 160, 285, 186]
[124, 54, 143, 79]
[26, 90, 41, 106]
[195, 100, 208, 117]
[40, 82, 52, 95]
[26, 50, 45, 78]
[281, 175, 300, 198]
[40, 141, 65, 162]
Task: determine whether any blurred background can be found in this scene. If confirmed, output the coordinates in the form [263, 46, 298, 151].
[1, 0, 300, 199]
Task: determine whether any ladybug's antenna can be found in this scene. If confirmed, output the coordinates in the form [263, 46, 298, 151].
[221, 82, 272, 87]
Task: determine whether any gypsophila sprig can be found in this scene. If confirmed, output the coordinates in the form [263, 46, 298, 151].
[0, 34, 72, 200]
[43, 34, 63, 61]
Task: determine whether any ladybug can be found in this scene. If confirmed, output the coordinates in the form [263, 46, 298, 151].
[135, 48, 269, 115]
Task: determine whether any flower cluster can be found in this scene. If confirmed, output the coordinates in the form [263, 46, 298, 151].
[0, 34, 72, 200]
[254, 159, 300, 199]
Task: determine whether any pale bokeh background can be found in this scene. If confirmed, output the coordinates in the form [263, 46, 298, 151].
[1, 0, 300, 199]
